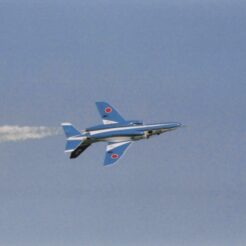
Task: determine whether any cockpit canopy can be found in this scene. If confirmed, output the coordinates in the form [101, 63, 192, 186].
[127, 120, 143, 126]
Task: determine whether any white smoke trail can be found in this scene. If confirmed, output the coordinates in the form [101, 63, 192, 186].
[0, 125, 61, 143]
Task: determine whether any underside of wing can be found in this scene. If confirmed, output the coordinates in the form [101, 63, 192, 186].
[96, 101, 126, 125]
[104, 141, 132, 166]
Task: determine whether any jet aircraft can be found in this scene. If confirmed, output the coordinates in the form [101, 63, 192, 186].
[61, 102, 181, 165]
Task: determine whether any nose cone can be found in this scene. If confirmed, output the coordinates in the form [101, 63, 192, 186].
[174, 122, 182, 127]
[170, 122, 182, 129]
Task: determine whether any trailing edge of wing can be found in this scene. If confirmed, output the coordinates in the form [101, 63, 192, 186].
[104, 141, 132, 166]
[95, 102, 126, 125]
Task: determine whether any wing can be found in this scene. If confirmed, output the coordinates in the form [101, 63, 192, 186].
[95, 102, 126, 125]
[104, 141, 132, 166]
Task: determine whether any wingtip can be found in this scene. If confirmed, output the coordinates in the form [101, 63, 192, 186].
[96, 101, 106, 105]
[61, 122, 72, 126]
[103, 160, 118, 166]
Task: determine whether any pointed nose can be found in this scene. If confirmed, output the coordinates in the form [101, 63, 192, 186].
[171, 122, 182, 129]
[170, 122, 182, 130]
[160, 122, 182, 130]
[175, 122, 182, 127]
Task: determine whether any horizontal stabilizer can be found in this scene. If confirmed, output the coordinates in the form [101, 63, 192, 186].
[65, 140, 82, 153]
[61, 123, 81, 138]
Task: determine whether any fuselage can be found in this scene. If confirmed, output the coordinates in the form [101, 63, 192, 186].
[78, 121, 181, 143]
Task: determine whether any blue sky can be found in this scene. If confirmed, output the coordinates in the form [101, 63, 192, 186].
[0, 1, 245, 245]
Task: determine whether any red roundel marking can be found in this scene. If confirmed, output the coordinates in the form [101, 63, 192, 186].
[111, 153, 119, 159]
[104, 107, 112, 113]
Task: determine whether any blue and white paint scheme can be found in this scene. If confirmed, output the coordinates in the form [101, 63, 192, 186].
[61, 102, 182, 166]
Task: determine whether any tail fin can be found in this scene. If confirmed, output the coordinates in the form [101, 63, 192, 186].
[61, 123, 89, 156]
[61, 123, 90, 158]
[61, 123, 81, 138]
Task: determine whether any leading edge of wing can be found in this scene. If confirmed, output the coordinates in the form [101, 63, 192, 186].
[104, 141, 132, 166]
